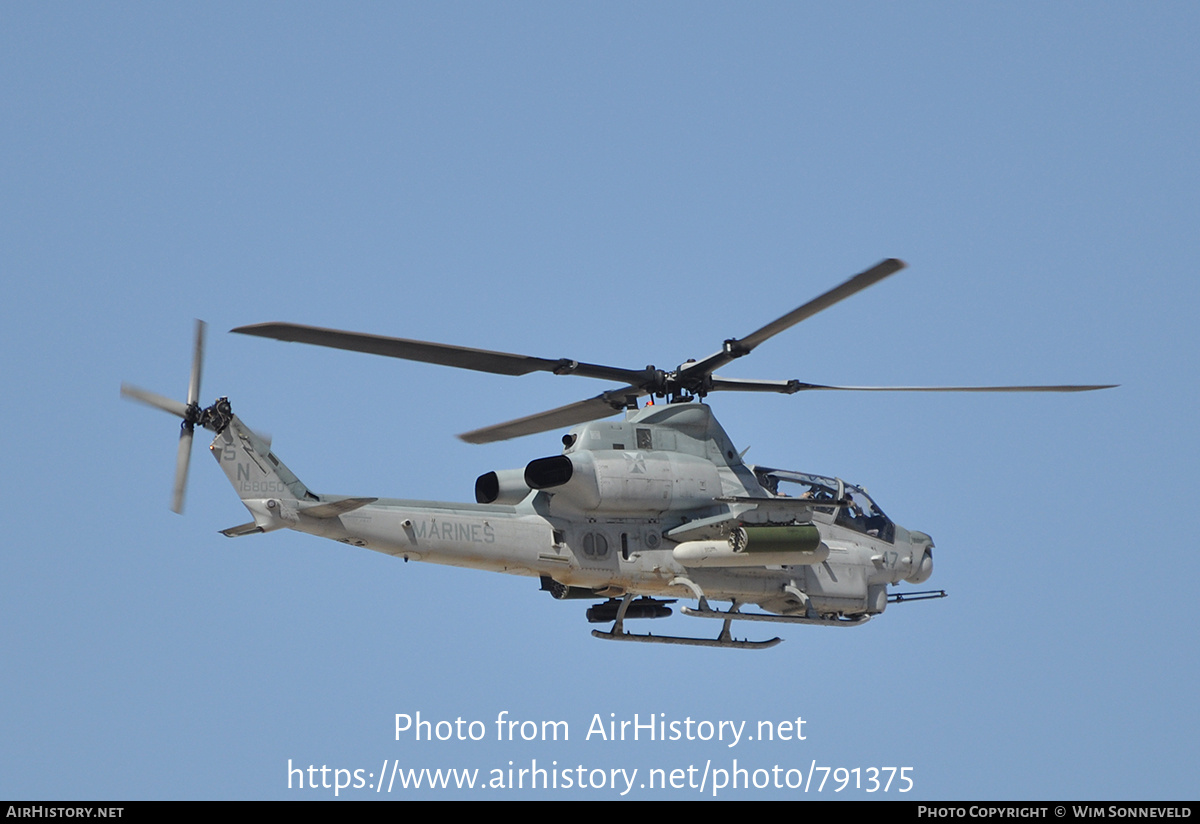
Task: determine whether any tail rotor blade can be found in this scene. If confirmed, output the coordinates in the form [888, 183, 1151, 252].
[120, 383, 189, 418]
[172, 425, 194, 514]
[122, 320, 210, 514]
[187, 319, 206, 407]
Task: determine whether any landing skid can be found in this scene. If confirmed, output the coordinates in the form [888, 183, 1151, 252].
[682, 605, 871, 627]
[591, 627, 781, 650]
[593, 593, 781, 650]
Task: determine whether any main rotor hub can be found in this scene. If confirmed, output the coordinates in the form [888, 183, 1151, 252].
[657, 369, 711, 401]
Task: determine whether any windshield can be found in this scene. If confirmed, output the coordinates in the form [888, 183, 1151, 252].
[752, 467, 895, 543]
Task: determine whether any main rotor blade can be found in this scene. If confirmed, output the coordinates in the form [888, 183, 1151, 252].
[172, 426, 193, 514]
[458, 387, 645, 444]
[232, 322, 649, 385]
[187, 319, 206, 407]
[680, 258, 906, 379]
[121, 383, 189, 418]
[767, 382, 1118, 393]
[707, 377, 806, 393]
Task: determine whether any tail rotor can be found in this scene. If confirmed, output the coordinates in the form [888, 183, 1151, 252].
[121, 320, 229, 513]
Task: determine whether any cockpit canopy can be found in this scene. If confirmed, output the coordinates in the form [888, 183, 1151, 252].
[752, 467, 896, 543]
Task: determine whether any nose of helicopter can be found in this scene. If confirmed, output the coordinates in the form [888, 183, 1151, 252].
[906, 531, 934, 584]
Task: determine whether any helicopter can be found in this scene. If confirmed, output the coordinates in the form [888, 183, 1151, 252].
[121, 259, 1113, 649]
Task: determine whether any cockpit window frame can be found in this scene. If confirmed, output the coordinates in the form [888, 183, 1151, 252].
[752, 466, 895, 544]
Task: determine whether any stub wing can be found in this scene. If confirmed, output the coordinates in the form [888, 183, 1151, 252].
[666, 496, 833, 544]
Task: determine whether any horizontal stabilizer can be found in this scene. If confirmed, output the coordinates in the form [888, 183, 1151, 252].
[220, 521, 264, 538]
[298, 497, 378, 519]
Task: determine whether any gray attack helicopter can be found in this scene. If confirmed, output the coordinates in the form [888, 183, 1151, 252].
[122, 259, 1113, 649]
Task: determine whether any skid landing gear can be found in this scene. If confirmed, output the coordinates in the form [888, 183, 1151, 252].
[591, 594, 782, 650]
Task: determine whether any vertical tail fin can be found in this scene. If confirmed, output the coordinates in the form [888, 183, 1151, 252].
[210, 415, 316, 535]
[210, 415, 311, 502]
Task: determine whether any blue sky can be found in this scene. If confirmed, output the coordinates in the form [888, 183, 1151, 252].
[2, 3, 1197, 799]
